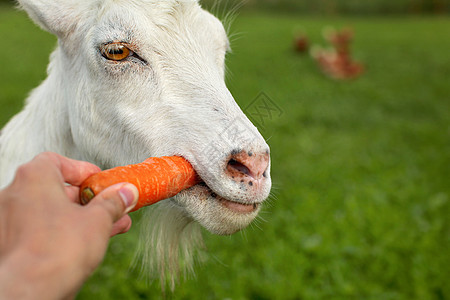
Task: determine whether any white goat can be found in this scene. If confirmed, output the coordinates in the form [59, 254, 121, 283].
[0, 0, 271, 287]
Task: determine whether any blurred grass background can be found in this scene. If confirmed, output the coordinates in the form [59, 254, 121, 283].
[1, 0, 449, 299]
[200, 0, 450, 14]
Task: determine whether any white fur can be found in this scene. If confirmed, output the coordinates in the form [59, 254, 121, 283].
[0, 0, 271, 286]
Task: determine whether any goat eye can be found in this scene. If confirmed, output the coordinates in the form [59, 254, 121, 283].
[101, 43, 132, 61]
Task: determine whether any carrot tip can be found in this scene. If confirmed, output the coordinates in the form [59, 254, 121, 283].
[81, 187, 95, 205]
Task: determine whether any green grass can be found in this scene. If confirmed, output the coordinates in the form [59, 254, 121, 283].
[1, 4, 449, 299]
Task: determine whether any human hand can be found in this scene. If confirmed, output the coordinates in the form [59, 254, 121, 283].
[0, 152, 139, 300]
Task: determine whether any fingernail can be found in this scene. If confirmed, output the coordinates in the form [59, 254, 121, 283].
[119, 184, 138, 213]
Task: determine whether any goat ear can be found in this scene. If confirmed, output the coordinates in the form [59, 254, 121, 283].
[17, 0, 87, 38]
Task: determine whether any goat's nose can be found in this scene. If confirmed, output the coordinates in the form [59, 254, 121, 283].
[226, 150, 270, 185]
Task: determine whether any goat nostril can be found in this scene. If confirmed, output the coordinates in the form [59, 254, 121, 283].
[226, 150, 270, 181]
[227, 159, 251, 177]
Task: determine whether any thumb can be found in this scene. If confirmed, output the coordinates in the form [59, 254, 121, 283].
[87, 183, 139, 223]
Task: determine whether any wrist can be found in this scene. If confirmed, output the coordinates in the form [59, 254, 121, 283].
[0, 248, 75, 300]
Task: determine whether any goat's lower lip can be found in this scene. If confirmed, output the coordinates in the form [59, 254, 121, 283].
[216, 197, 258, 214]
[195, 182, 258, 214]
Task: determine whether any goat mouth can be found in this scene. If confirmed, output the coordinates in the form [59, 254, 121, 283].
[217, 197, 259, 214]
[196, 182, 259, 214]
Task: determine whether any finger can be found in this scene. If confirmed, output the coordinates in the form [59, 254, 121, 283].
[65, 185, 80, 203]
[110, 215, 133, 237]
[33, 152, 101, 186]
[10, 156, 66, 198]
[87, 183, 138, 223]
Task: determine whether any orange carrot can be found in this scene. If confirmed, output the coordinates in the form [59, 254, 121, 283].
[79, 156, 200, 212]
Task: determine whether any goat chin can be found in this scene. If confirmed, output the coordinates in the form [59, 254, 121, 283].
[134, 200, 204, 291]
